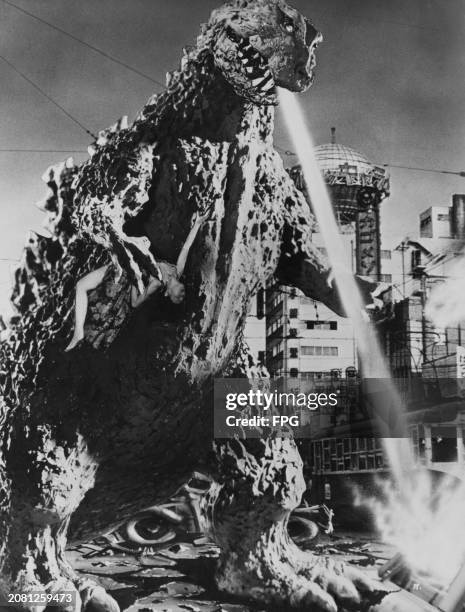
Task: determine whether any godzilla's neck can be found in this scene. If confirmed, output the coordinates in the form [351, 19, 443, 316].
[136, 53, 275, 146]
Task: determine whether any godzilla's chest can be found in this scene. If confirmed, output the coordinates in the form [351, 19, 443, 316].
[214, 143, 286, 287]
[145, 138, 285, 279]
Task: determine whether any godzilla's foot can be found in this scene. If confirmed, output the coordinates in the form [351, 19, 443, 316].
[216, 542, 379, 612]
[295, 554, 380, 611]
[77, 579, 120, 612]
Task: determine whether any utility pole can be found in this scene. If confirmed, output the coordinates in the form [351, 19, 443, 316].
[395, 240, 409, 298]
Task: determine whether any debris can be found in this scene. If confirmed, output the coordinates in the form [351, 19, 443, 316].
[135, 567, 185, 579]
[348, 557, 376, 567]
[160, 582, 205, 597]
[139, 555, 177, 567]
[169, 544, 188, 553]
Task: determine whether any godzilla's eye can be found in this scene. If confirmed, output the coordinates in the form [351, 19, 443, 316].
[284, 22, 295, 34]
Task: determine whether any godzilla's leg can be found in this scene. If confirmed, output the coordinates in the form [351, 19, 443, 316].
[207, 436, 374, 612]
[0, 431, 118, 612]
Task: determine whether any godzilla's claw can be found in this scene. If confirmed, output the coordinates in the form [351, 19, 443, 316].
[344, 565, 379, 594]
[291, 583, 338, 612]
[326, 574, 361, 608]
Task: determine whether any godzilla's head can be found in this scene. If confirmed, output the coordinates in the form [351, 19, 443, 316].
[206, 0, 322, 105]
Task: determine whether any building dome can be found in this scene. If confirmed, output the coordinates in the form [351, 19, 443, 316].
[288, 131, 389, 225]
[315, 143, 375, 175]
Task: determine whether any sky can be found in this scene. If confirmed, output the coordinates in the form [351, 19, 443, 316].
[1, 0, 465, 315]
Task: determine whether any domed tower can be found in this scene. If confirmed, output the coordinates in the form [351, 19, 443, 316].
[289, 128, 390, 279]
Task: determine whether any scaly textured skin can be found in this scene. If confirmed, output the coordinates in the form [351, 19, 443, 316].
[0, 1, 375, 610]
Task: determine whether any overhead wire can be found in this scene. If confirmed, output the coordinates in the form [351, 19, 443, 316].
[2, 0, 460, 180]
[277, 147, 465, 178]
[0, 149, 88, 153]
[1, 0, 165, 89]
[0, 53, 97, 139]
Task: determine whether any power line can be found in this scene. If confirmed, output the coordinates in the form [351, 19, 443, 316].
[0, 53, 96, 139]
[383, 163, 465, 178]
[278, 146, 465, 178]
[1, 0, 165, 89]
[0, 149, 87, 153]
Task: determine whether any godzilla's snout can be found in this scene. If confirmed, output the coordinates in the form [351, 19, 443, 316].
[277, 23, 323, 93]
[211, 1, 322, 105]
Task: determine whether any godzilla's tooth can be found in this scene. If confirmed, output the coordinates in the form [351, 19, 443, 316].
[260, 78, 275, 92]
[257, 72, 274, 90]
[246, 66, 254, 74]
[252, 76, 265, 87]
[238, 50, 244, 58]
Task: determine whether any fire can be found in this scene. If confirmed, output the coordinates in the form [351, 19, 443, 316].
[355, 469, 465, 586]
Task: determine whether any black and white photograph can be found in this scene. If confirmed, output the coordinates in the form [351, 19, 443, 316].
[1, 1, 465, 610]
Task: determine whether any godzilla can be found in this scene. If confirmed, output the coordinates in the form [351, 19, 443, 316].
[0, 1, 377, 610]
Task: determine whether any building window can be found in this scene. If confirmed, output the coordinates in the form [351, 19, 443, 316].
[288, 328, 298, 338]
[290, 368, 299, 378]
[312, 437, 384, 473]
[290, 348, 298, 359]
[289, 308, 298, 319]
[301, 346, 338, 356]
[379, 274, 392, 283]
[411, 249, 422, 270]
[437, 213, 450, 221]
[258, 350, 265, 364]
[380, 249, 391, 259]
[306, 321, 338, 330]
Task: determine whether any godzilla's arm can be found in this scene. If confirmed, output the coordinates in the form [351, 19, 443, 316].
[276, 222, 345, 316]
[276, 173, 376, 317]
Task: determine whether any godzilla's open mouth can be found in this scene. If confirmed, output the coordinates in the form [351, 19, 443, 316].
[224, 25, 320, 103]
[226, 27, 276, 96]
[224, 26, 276, 101]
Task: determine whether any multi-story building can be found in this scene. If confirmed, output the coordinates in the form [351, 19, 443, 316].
[245, 132, 465, 520]
[381, 194, 465, 378]
[377, 195, 465, 484]
[265, 133, 390, 383]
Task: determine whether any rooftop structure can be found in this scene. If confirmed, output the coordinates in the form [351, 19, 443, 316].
[289, 128, 390, 225]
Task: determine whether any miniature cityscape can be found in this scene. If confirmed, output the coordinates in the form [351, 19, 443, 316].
[1, 0, 465, 610]
[245, 128, 465, 518]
